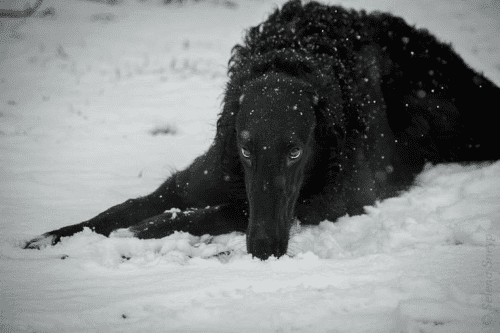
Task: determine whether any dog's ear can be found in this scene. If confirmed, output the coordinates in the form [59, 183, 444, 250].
[217, 84, 245, 179]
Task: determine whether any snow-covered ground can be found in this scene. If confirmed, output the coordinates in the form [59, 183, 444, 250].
[1, 0, 499, 332]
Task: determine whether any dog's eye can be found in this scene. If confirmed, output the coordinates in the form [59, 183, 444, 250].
[241, 147, 251, 158]
[289, 147, 302, 159]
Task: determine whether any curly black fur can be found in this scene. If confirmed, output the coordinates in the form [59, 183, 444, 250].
[222, 0, 499, 161]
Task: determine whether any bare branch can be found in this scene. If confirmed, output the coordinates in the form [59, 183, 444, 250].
[0, 0, 44, 18]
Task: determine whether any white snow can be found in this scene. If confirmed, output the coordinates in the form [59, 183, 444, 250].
[1, 0, 499, 332]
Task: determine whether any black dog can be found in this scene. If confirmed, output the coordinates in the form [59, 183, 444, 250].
[25, 0, 500, 260]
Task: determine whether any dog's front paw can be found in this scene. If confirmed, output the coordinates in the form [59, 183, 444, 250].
[23, 233, 59, 249]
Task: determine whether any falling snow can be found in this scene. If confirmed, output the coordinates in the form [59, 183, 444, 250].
[1, 0, 499, 333]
